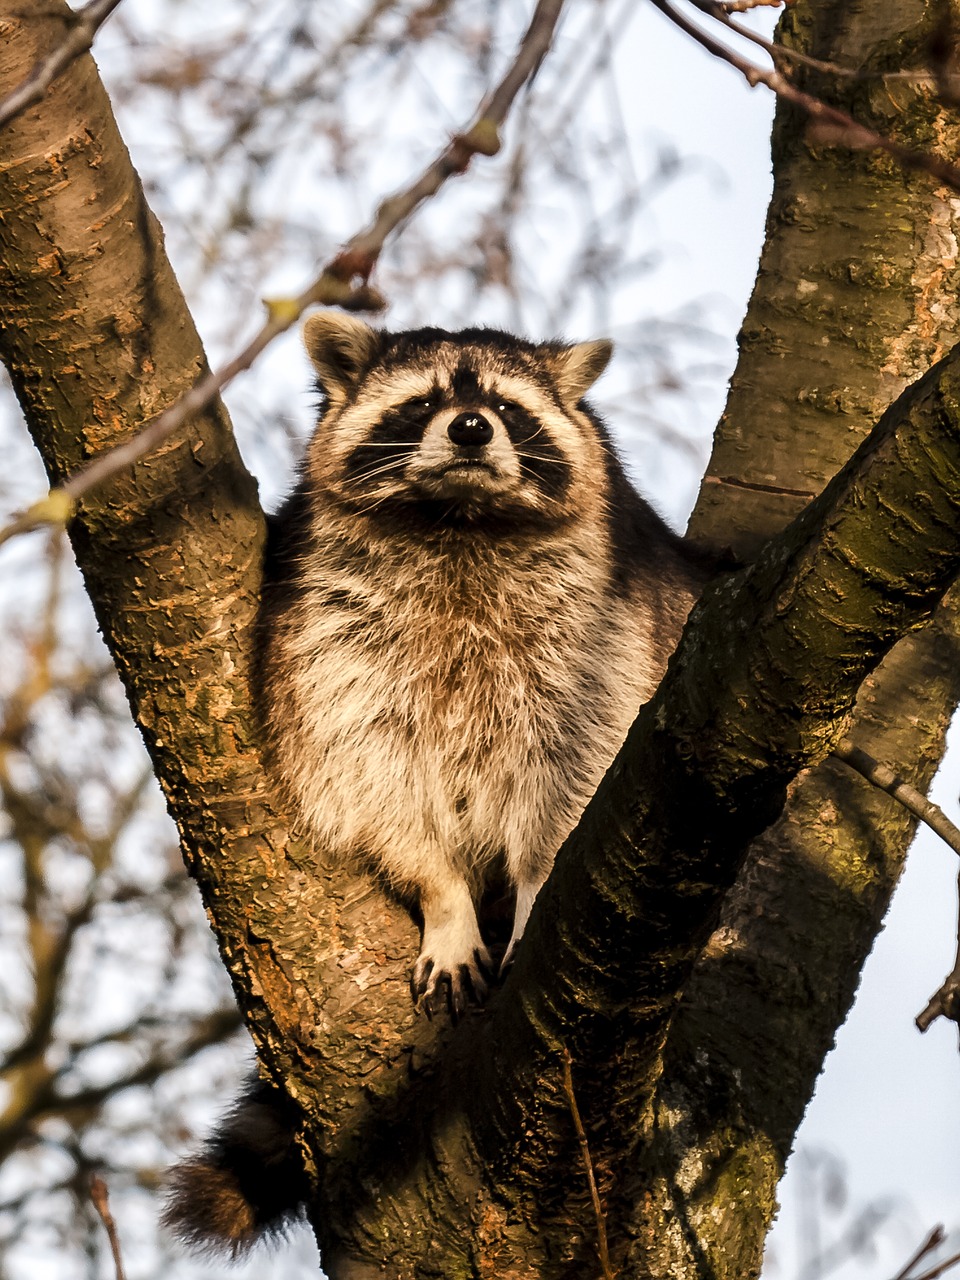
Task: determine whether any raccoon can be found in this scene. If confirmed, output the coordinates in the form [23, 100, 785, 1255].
[164, 315, 716, 1256]
[259, 313, 711, 1016]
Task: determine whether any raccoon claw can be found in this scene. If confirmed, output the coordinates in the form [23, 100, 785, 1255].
[412, 946, 492, 1021]
[411, 957, 435, 1009]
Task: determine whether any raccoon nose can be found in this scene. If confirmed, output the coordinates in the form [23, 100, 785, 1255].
[447, 412, 494, 446]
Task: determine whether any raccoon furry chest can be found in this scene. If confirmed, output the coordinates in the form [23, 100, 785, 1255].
[258, 314, 704, 1014]
[272, 526, 633, 844]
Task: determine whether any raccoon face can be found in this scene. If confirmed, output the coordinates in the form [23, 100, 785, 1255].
[301, 313, 613, 528]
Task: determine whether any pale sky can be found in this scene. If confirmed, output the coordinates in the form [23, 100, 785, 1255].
[611, 8, 960, 1277]
[3, 4, 956, 1277]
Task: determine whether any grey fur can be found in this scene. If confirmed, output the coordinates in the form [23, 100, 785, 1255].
[260, 315, 709, 1014]
[164, 317, 714, 1257]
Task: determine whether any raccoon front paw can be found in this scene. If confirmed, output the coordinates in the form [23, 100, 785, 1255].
[411, 944, 493, 1022]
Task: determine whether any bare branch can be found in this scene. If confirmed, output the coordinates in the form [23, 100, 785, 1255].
[561, 1048, 615, 1280]
[892, 1226, 947, 1280]
[892, 1226, 960, 1280]
[649, 0, 960, 193]
[694, 1, 858, 79]
[718, 0, 786, 10]
[0, 0, 566, 551]
[0, 0, 125, 130]
[830, 739, 960, 1034]
[0, 1008, 243, 1162]
[89, 1175, 127, 1280]
[832, 738, 960, 862]
[50, 1009, 243, 1118]
[913, 1251, 960, 1280]
[916, 870, 960, 1034]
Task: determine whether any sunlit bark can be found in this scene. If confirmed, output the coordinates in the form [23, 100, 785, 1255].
[0, 2, 958, 1277]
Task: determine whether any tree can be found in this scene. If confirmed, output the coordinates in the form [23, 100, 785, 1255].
[0, 1, 958, 1276]
[0, 610, 243, 1272]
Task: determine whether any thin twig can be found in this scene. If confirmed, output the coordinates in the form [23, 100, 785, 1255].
[561, 1047, 616, 1280]
[0, 0, 566, 551]
[719, 0, 784, 10]
[915, 869, 960, 1034]
[707, 0, 944, 84]
[692, 0, 857, 79]
[830, 738, 960, 1033]
[649, 0, 960, 193]
[892, 1226, 960, 1280]
[832, 738, 960, 861]
[893, 1227, 947, 1280]
[913, 1250, 960, 1280]
[0, 0, 126, 130]
[89, 1174, 127, 1280]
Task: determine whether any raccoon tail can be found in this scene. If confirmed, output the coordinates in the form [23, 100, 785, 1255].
[162, 1077, 310, 1257]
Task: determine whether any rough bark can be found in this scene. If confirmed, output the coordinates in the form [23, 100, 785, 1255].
[1, 2, 959, 1279]
[636, 2, 960, 1274]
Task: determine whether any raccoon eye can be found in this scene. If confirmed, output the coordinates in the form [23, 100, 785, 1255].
[404, 396, 434, 414]
[496, 400, 519, 416]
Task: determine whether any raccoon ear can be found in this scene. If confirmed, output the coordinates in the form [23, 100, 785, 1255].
[546, 339, 614, 404]
[303, 312, 380, 399]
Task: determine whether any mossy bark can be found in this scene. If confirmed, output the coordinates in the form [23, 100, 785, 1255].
[635, 2, 960, 1275]
[1, 3, 960, 1278]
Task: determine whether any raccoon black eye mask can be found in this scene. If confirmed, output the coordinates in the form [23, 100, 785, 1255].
[258, 312, 711, 1018]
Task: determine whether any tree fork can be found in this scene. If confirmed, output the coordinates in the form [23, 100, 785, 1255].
[3, 4, 960, 1278]
[640, 1, 960, 1271]
[317, 339, 960, 1276]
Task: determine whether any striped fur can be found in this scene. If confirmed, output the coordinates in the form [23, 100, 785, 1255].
[164, 317, 714, 1258]
[259, 315, 710, 1015]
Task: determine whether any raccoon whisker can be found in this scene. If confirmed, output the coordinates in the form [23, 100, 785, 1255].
[348, 473, 409, 492]
[349, 446, 419, 463]
[512, 422, 551, 445]
[347, 458, 417, 485]
[347, 489, 408, 513]
[517, 461, 573, 487]
[353, 460, 414, 481]
[346, 490, 409, 518]
[515, 452, 573, 467]
[350, 441, 425, 448]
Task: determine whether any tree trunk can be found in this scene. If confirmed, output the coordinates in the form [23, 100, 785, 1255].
[635, 2, 960, 1274]
[1, 2, 959, 1278]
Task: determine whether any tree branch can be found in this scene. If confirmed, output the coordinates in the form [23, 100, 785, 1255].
[469, 334, 960, 1147]
[0, 0, 566, 549]
[649, 0, 960, 192]
[89, 1174, 128, 1280]
[623, 8, 960, 1271]
[893, 1229, 947, 1280]
[315, 335, 960, 1271]
[916, 869, 960, 1033]
[833, 738, 960, 861]
[0, 0, 125, 131]
[561, 1048, 615, 1280]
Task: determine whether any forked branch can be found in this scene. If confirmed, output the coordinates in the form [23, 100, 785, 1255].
[0, 0, 566, 550]
[649, 0, 960, 193]
[0, 0, 125, 130]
